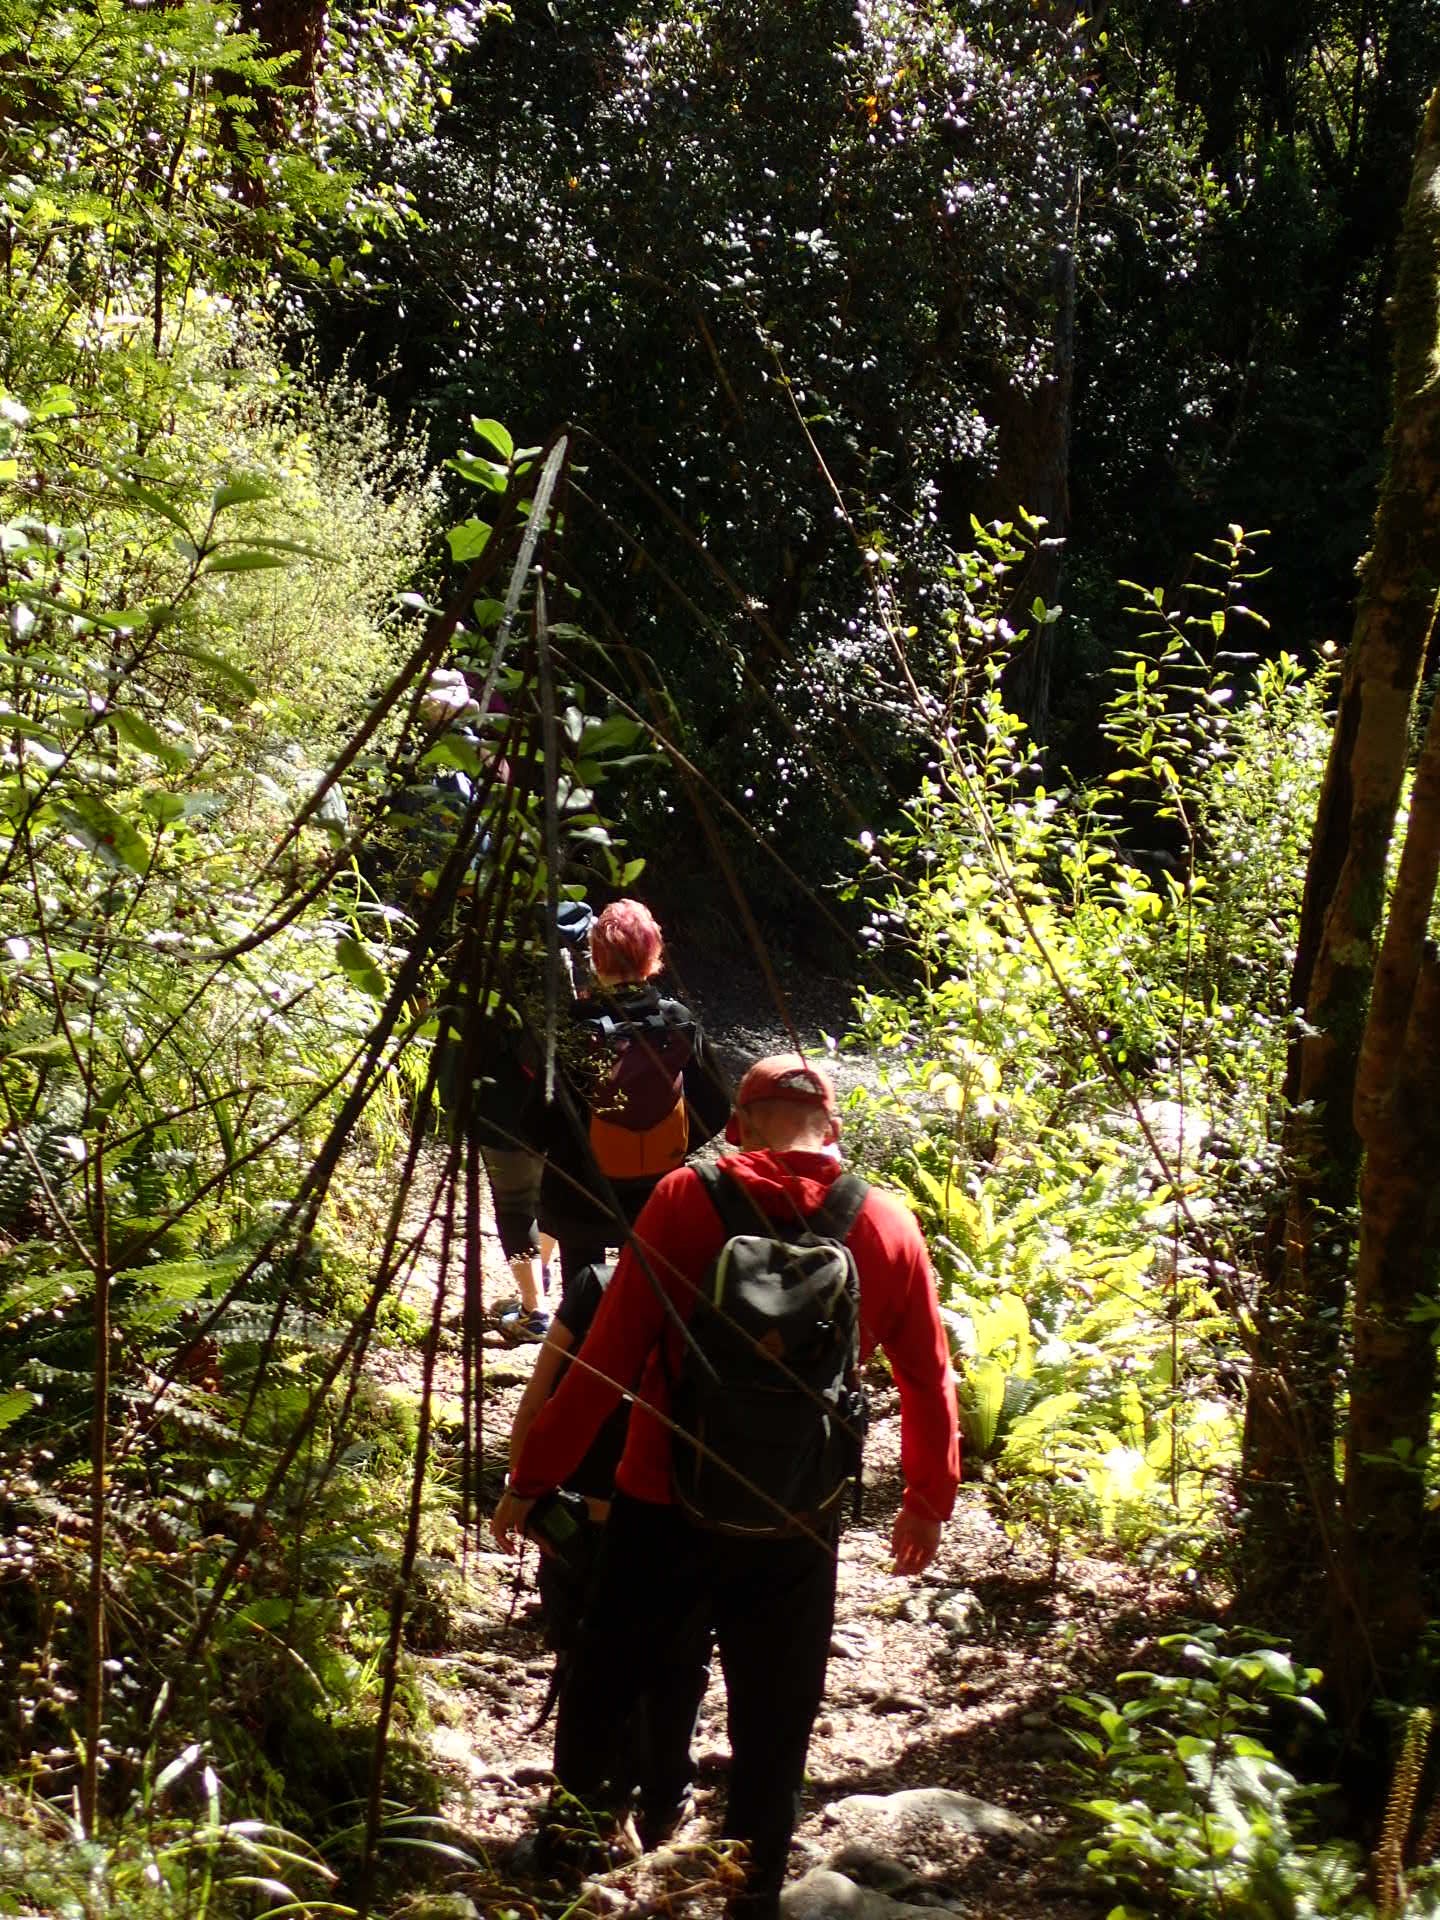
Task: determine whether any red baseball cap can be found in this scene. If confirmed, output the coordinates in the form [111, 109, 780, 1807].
[725, 1054, 839, 1144]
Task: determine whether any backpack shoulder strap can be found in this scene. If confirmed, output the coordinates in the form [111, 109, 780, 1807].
[809, 1173, 869, 1245]
[693, 1161, 775, 1242]
[694, 1162, 869, 1245]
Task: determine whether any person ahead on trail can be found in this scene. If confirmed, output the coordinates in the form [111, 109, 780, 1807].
[452, 895, 593, 1343]
[507, 1263, 711, 1849]
[416, 665, 608, 1340]
[493, 1055, 960, 1918]
[538, 898, 731, 1297]
[377, 665, 499, 898]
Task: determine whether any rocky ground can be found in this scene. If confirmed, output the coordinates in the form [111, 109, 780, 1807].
[410, 1349, 1190, 1920]
[373, 1221, 1192, 1920]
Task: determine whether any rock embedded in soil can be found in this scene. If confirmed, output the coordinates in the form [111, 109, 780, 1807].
[829, 1624, 878, 1659]
[929, 1587, 987, 1639]
[781, 1867, 965, 1918]
[823, 1786, 1044, 1851]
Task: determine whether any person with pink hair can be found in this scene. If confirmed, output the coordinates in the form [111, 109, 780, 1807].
[539, 899, 730, 1298]
[588, 897, 664, 985]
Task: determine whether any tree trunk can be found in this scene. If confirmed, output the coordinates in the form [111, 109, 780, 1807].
[1337, 676, 1440, 1719]
[231, 0, 328, 199]
[241, 0, 327, 126]
[1238, 87, 1440, 1639]
[989, 238, 1076, 743]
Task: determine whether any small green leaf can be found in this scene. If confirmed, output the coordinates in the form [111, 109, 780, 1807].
[446, 519, 491, 563]
[117, 477, 193, 536]
[143, 789, 223, 826]
[210, 476, 278, 513]
[56, 794, 150, 872]
[577, 714, 646, 755]
[422, 736, 482, 775]
[154, 1745, 203, 1794]
[335, 935, 386, 998]
[233, 535, 331, 559]
[0, 1390, 36, 1432]
[89, 607, 156, 632]
[200, 549, 292, 575]
[470, 417, 514, 461]
[111, 710, 189, 768]
[174, 645, 257, 699]
[141, 790, 186, 824]
[4, 1034, 71, 1063]
[31, 387, 76, 422]
[447, 451, 508, 492]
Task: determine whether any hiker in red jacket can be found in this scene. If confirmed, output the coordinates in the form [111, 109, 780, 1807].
[493, 1054, 960, 1918]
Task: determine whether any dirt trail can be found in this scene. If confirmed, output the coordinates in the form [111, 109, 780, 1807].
[362, 960, 1185, 1916]
[369, 1167, 1183, 1920]
[429, 1384, 1172, 1916]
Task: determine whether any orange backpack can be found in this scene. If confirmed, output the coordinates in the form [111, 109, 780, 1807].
[585, 1005, 694, 1182]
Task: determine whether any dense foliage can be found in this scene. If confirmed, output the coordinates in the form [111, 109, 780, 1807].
[0, 0, 648, 1908]
[839, 526, 1327, 1566]
[322, 0, 1440, 909]
[3, 0, 1440, 1916]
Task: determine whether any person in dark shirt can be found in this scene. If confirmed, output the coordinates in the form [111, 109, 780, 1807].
[508, 1261, 709, 1848]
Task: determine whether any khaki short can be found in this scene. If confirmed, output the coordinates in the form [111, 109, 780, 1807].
[480, 1145, 543, 1261]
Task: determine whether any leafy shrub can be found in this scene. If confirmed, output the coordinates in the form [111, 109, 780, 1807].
[843, 527, 1333, 1562]
[0, 1760, 340, 1918]
[1064, 1628, 1377, 1919]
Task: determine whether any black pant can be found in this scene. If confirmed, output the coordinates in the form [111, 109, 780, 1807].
[558, 1237, 609, 1302]
[538, 1545, 710, 1826]
[553, 1494, 838, 1915]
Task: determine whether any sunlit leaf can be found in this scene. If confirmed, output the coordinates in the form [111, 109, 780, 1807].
[470, 416, 514, 461]
[200, 549, 293, 575]
[335, 936, 386, 998]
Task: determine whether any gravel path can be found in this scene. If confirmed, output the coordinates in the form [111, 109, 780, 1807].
[367, 1162, 1182, 1920]
[664, 939, 881, 1106]
[399, 1338, 1177, 1919]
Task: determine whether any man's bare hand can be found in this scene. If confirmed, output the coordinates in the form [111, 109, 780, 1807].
[891, 1508, 941, 1576]
[492, 1488, 535, 1555]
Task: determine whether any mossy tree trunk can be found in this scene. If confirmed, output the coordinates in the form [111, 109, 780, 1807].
[231, 0, 328, 202]
[1339, 676, 1440, 1718]
[1239, 87, 1440, 1647]
[241, 0, 328, 127]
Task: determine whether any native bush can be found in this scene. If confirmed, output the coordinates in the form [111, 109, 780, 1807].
[0, 407, 640, 1843]
[0, 0, 658, 1899]
[0, 12, 642, 1843]
[843, 526, 1334, 1561]
[0, 1768, 344, 1919]
[1065, 1627, 1373, 1919]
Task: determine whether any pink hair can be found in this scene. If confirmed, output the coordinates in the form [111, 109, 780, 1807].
[591, 898, 664, 982]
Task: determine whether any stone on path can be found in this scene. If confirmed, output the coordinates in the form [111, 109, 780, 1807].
[928, 1587, 986, 1639]
[822, 1786, 1043, 1850]
[829, 1623, 878, 1659]
[781, 1868, 961, 1918]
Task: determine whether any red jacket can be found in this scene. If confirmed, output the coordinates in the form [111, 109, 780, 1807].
[510, 1148, 961, 1523]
